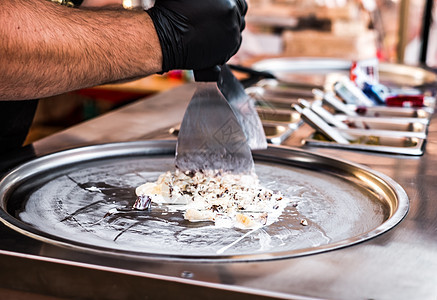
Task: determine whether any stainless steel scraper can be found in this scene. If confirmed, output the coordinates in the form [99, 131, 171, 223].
[175, 67, 254, 174]
[218, 64, 267, 150]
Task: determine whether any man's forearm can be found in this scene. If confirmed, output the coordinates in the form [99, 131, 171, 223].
[0, 0, 162, 100]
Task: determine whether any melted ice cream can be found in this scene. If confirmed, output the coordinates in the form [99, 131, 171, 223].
[134, 170, 288, 229]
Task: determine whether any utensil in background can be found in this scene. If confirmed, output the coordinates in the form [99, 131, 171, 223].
[218, 64, 267, 150]
[309, 101, 350, 130]
[313, 89, 368, 129]
[333, 77, 375, 106]
[313, 89, 359, 117]
[175, 66, 254, 174]
[307, 100, 355, 141]
[293, 99, 350, 144]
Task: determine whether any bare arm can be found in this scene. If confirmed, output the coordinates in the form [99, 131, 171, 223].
[0, 0, 162, 100]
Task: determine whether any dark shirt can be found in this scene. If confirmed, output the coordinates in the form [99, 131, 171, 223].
[0, 100, 38, 155]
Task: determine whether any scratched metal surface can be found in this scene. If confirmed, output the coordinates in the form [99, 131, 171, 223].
[0, 141, 404, 262]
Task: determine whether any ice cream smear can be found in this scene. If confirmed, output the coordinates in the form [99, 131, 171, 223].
[134, 170, 289, 229]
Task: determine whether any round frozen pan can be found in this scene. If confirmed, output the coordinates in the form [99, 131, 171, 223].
[0, 140, 408, 262]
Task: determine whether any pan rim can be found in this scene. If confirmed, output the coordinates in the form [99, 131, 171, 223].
[0, 140, 409, 263]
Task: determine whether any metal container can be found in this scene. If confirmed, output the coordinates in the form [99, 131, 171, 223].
[254, 79, 316, 98]
[256, 107, 301, 125]
[247, 86, 304, 110]
[306, 131, 425, 155]
[336, 115, 428, 138]
[353, 105, 433, 120]
[262, 122, 294, 144]
[0, 140, 408, 263]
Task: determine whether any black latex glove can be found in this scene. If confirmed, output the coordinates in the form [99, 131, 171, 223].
[147, 0, 247, 73]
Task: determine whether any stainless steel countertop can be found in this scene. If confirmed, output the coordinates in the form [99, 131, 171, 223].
[1, 83, 437, 300]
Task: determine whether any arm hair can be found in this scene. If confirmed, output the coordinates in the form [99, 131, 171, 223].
[0, 0, 162, 100]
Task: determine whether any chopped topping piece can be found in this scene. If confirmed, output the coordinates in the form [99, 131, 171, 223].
[236, 213, 255, 227]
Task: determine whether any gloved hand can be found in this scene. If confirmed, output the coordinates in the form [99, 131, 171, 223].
[147, 0, 247, 72]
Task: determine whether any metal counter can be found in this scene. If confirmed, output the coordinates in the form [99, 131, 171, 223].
[0, 83, 436, 299]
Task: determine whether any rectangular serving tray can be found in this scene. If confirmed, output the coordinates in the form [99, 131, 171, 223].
[333, 115, 428, 139]
[305, 131, 425, 155]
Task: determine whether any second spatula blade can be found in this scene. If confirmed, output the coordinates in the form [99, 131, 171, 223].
[218, 64, 267, 150]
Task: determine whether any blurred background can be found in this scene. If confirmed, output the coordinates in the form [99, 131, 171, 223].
[26, 0, 437, 144]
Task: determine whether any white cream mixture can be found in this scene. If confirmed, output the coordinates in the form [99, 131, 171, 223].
[134, 170, 288, 229]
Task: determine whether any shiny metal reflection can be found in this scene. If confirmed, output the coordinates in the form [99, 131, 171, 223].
[0, 140, 409, 263]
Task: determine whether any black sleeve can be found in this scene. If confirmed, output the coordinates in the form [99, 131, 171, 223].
[0, 100, 38, 155]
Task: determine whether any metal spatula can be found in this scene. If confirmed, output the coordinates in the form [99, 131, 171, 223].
[293, 99, 350, 144]
[175, 67, 254, 174]
[218, 64, 267, 150]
